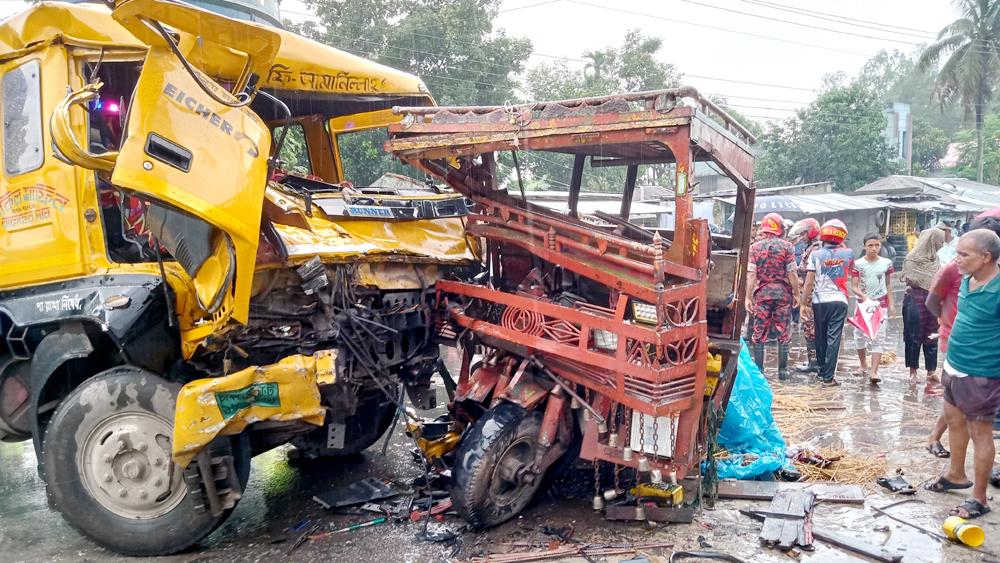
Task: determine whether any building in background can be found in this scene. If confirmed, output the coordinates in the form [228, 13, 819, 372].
[855, 174, 997, 258]
[883, 102, 913, 174]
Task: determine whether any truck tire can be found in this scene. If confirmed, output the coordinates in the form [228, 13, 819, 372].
[292, 390, 395, 457]
[0, 356, 31, 442]
[42, 366, 246, 556]
[450, 402, 550, 529]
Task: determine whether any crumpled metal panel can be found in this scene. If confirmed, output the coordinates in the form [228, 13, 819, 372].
[171, 350, 333, 467]
[272, 217, 479, 264]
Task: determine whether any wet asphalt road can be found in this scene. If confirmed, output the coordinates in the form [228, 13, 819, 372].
[2, 316, 1000, 562]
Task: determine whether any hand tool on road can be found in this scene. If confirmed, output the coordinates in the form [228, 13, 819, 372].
[308, 516, 388, 541]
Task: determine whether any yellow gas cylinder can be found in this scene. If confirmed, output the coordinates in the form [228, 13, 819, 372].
[705, 351, 722, 396]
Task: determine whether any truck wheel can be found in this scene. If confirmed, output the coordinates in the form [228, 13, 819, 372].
[450, 402, 549, 529]
[292, 390, 395, 457]
[42, 366, 245, 556]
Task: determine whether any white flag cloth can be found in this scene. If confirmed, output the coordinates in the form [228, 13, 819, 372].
[847, 299, 886, 342]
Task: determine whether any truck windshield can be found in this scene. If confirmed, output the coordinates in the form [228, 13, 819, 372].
[276, 123, 312, 175]
[337, 127, 419, 187]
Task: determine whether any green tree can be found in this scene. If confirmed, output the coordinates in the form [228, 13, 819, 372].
[523, 60, 592, 101]
[952, 112, 1000, 182]
[583, 49, 614, 86]
[918, 0, 1000, 182]
[755, 84, 897, 191]
[525, 30, 680, 100]
[851, 49, 977, 144]
[854, 49, 916, 101]
[520, 30, 680, 192]
[300, 0, 531, 106]
[911, 117, 951, 175]
[290, 0, 531, 184]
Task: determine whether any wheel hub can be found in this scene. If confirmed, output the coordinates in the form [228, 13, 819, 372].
[489, 439, 541, 508]
[80, 412, 186, 519]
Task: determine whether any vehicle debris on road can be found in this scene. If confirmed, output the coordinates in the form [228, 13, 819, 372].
[313, 477, 403, 510]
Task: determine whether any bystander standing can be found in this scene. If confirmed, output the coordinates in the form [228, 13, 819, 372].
[902, 228, 945, 384]
[925, 213, 1000, 460]
[851, 234, 895, 384]
[925, 229, 1000, 520]
[790, 219, 821, 373]
[800, 219, 853, 386]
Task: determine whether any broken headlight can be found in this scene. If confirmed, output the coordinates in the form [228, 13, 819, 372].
[592, 329, 619, 351]
[631, 301, 658, 325]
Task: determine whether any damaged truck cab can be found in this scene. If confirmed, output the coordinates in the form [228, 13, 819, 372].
[0, 0, 476, 555]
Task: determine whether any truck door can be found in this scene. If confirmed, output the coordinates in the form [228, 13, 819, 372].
[0, 49, 89, 289]
[109, 45, 272, 322]
[111, 0, 280, 323]
[49, 0, 281, 323]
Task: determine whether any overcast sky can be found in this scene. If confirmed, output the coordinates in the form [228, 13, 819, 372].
[2, 0, 961, 122]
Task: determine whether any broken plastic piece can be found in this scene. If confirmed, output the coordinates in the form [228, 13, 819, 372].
[313, 477, 400, 509]
[876, 475, 915, 495]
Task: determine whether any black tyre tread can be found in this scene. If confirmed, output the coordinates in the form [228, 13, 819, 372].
[539, 416, 582, 491]
[292, 392, 396, 456]
[42, 366, 236, 556]
[450, 402, 544, 529]
[332, 395, 396, 456]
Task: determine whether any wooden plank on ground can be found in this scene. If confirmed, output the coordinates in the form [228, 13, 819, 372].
[717, 480, 865, 504]
[742, 510, 902, 563]
[758, 490, 815, 551]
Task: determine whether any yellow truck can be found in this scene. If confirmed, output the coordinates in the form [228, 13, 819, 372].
[0, 0, 477, 554]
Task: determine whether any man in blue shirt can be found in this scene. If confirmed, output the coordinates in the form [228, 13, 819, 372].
[925, 229, 1000, 520]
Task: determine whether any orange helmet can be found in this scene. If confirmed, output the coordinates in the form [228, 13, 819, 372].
[820, 219, 848, 244]
[758, 213, 785, 237]
[789, 218, 820, 241]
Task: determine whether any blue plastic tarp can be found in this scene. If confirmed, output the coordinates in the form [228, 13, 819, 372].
[713, 340, 792, 480]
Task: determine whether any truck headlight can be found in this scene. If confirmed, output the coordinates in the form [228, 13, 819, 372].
[593, 329, 618, 351]
[631, 301, 658, 325]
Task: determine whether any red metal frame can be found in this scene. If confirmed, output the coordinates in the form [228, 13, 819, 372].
[389, 87, 754, 479]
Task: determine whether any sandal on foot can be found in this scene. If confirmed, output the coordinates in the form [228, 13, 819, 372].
[924, 476, 973, 492]
[927, 442, 951, 458]
[951, 499, 991, 519]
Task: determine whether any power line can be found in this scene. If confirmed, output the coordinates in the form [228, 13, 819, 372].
[724, 103, 886, 122]
[563, 0, 872, 57]
[499, 0, 563, 13]
[280, 9, 592, 64]
[328, 37, 528, 81]
[716, 1, 1000, 60]
[333, 44, 518, 90]
[678, 0, 920, 46]
[280, 4, 889, 90]
[273, 8, 891, 100]
[706, 92, 814, 105]
[309, 26, 830, 96]
[685, 74, 815, 92]
[734, 0, 938, 37]
[280, 8, 319, 19]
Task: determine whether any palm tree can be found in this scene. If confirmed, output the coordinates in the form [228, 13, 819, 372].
[919, 0, 1000, 182]
[582, 49, 613, 86]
